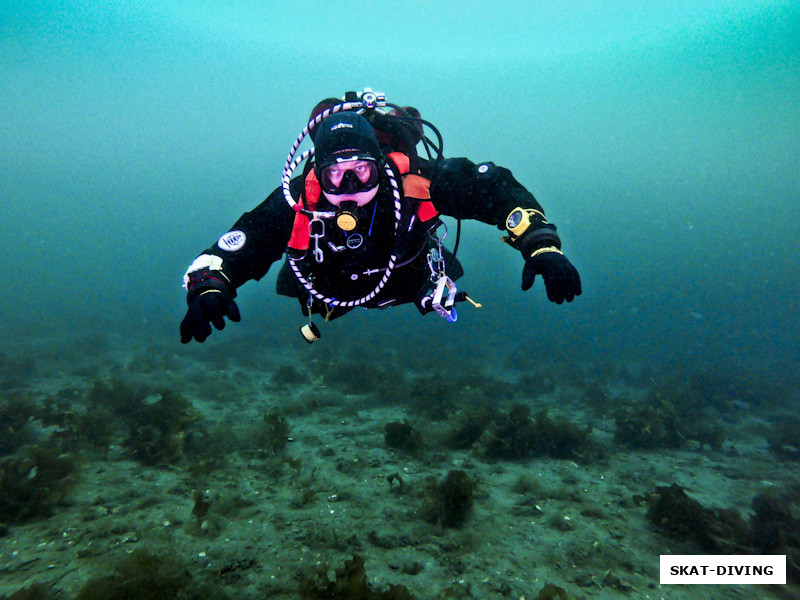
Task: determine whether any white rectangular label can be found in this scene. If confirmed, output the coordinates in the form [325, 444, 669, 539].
[661, 555, 786, 584]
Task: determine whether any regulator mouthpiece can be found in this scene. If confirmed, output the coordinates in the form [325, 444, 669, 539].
[335, 201, 359, 232]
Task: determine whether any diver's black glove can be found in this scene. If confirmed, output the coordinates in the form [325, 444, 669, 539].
[502, 209, 582, 304]
[180, 268, 240, 343]
[522, 247, 582, 304]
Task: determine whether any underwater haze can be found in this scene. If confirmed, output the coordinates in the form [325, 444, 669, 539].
[0, 0, 800, 368]
[2, 0, 799, 366]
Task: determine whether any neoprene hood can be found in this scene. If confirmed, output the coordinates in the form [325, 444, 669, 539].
[314, 112, 382, 173]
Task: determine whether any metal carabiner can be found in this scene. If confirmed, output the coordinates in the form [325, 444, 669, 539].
[306, 289, 314, 314]
[309, 215, 325, 263]
[426, 249, 440, 281]
[426, 221, 448, 278]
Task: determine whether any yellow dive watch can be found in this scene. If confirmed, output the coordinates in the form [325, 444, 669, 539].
[506, 207, 546, 238]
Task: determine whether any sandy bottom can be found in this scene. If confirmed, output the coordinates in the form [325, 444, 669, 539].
[1, 335, 798, 600]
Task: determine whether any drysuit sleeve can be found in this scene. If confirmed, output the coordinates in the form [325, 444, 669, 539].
[427, 157, 545, 229]
[184, 179, 300, 290]
[427, 157, 581, 304]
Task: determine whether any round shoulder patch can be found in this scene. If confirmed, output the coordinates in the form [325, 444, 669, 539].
[218, 230, 246, 252]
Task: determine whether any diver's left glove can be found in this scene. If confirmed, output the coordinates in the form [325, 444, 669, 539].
[502, 207, 581, 304]
[180, 266, 240, 344]
[522, 248, 582, 304]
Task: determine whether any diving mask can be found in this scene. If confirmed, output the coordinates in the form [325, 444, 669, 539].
[320, 159, 379, 194]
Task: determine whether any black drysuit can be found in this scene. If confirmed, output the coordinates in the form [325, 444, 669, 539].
[190, 155, 552, 320]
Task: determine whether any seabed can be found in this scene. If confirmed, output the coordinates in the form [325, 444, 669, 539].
[1, 330, 798, 600]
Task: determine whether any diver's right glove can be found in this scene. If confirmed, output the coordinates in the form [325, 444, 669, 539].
[180, 265, 240, 344]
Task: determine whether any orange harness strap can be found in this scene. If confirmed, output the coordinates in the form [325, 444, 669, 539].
[287, 170, 321, 251]
[387, 152, 438, 222]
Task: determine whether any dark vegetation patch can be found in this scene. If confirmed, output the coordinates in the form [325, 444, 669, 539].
[612, 375, 733, 451]
[0, 445, 77, 523]
[419, 469, 476, 529]
[441, 404, 603, 463]
[767, 414, 800, 461]
[300, 554, 415, 599]
[384, 420, 424, 453]
[87, 378, 208, 467]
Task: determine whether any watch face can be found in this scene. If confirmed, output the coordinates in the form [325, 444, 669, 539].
[508, 210, 523, 229]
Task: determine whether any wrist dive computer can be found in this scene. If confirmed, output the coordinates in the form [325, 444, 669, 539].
[506, 208, 529, 236]
[506, 207, 545, 238]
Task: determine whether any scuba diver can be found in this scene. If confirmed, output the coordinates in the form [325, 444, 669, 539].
[180, 88, 581, 344]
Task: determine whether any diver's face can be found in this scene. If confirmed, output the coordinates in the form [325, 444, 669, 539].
[320, 159, 379, 207]
[323, 160, 375, 188]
